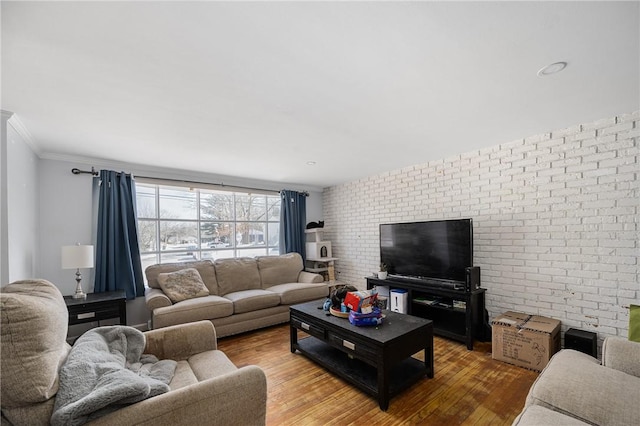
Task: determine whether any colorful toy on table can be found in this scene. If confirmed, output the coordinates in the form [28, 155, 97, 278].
[343, 289, 378, 312]
[344, 289, 383, 327]
[348, 307, 383, 326]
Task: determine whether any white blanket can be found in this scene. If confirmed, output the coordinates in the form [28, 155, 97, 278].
[51, 326, 176, 426]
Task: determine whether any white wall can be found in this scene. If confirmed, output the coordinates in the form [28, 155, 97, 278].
[38, 159, 95, 294]
[37, 156, 323, 329]
[324, 111, 639, 343]
[1, 113, 40, 284]
[0, 113, 9, 285]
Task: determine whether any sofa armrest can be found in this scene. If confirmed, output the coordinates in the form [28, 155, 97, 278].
[602, 336, 640, 377]
[297, 270, 324, 283]
[524, 349, 640, 425]
[144, 321, 217, 360]
[88, 365, 267, 426]
[145, 287, 172, 310]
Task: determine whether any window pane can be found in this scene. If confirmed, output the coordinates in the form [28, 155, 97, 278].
[136, 185, 156, 218]
[160, 252, 198, 263]
[160, 221, 198, 250]
[201, 249, 235, 261]
[236, 194, 266, 221]
[138, 220, 157, 252]
[159, 187, 197, 220]
[140, 253, 159, 279]
[200, 191, 234, 221]
[201, 222, 234, 248]
[236, 222, 266, 247]
[237, 247, 269, 257]
[267, 196, 280, 221]
[267, 222, 279, 247]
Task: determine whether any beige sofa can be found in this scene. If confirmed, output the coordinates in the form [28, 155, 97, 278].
[513, 337, 640, 425]
[145, 252, 329, 336]
[1, 279, 267, 426]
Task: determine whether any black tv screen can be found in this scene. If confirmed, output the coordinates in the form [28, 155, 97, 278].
[380, 219, 473, 282]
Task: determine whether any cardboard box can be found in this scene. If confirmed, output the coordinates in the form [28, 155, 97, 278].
[492, 311, 561, 372]
[343, 290, 377, 312]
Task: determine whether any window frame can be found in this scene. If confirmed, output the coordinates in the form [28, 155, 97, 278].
[135, 180, 281, 273]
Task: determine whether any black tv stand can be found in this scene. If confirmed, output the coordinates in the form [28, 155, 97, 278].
[366, 276, 488, 350]
[388, 275, 466, 291]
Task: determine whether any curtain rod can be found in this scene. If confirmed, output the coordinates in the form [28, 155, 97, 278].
[70, 167, 309, 196]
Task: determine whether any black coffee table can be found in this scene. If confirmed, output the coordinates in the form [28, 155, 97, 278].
[290, 299, 434, 410]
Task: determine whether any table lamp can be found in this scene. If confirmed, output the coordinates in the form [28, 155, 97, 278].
[61, 243, 94, 299]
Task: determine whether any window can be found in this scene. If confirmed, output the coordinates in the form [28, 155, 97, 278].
[135, 182, 281, 272]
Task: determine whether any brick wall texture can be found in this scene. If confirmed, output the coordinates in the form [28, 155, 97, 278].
[323, 111, 639, 341]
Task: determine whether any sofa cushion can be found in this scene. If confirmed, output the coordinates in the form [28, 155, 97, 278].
[256, 253, 303, 288]
[1, 399, 57, 426]
[0, 280, 71, 408]
[157, 268, 210, 303]
[265, 283, 329, 305]
[224, 290, 281, 314]
[601, 337, 640, 378]
[526, 349, 640, 425]
[152, 296, 233, 329]
[146, 260, 218, 295]
[169, 350, 238, 391]
[513, 405, 589, 425]
[214, 258, 261, 296]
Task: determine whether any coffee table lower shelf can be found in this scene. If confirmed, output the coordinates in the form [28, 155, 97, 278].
[295, 336, 428, 408]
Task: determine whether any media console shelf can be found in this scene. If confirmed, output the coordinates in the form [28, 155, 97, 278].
[366, 277, 488, 350]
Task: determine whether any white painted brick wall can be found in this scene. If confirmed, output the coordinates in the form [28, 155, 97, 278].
[323, 111, 639, 345]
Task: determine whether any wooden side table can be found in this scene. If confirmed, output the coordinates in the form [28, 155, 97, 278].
[64, 291, 127, 327]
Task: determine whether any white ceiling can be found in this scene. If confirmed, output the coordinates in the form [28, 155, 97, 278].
[2, 1, 639, 189]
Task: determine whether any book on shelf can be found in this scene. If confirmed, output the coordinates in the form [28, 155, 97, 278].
[414, 297, 437, 306]
[432, 300, 452, 308]
[453, 300, 467, 310]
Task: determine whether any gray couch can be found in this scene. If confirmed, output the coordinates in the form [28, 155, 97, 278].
[1, 279, 267, 426]
[513, 337, 640, 425]
[145, 252, 329, 337]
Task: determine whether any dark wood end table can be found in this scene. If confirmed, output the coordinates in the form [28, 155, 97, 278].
[64, 290, 127, 327]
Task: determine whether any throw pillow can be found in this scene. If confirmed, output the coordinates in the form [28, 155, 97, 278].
[629, 304, 640, 343]
[157, 268, 209, 304]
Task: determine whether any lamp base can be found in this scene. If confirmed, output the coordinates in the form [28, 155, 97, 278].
[72, 269, 87, 299]
[72, 290, 87, 299]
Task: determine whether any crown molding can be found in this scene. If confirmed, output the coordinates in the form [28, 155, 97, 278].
[1, 110, 14, 121]
[38, 152, 325, 194]
[1, 110, 41, 155]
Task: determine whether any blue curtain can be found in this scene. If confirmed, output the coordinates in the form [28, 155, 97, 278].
[279, 190, 306, 261]
[94, 170, 144, 299]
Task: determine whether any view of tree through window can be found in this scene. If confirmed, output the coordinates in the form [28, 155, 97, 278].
[135, 183, 281, 273]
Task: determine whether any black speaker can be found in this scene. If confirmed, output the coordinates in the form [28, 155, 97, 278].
[564, 328, 597, 358]
[465, 266, 480, 292]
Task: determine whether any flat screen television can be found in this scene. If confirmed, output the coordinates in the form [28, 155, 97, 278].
[379, 218, 473, 283]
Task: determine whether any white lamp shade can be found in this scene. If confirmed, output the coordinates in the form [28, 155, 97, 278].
[61, 245, 94, 269]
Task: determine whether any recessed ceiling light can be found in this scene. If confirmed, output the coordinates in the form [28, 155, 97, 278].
[306, 161, 316, 166]
[537, 61, 567, 77]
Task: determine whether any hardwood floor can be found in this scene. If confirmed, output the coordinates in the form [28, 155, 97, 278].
[217, 324, 538, 425]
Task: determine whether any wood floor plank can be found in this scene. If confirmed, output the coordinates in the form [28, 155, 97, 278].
[217, 323, 538, 425]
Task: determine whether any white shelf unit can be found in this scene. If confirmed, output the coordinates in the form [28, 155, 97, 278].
[304, 228, 337, 280]
[305, 257, 338, 273]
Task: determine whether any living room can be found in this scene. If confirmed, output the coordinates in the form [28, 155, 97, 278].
[1, 1, 639, 425]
